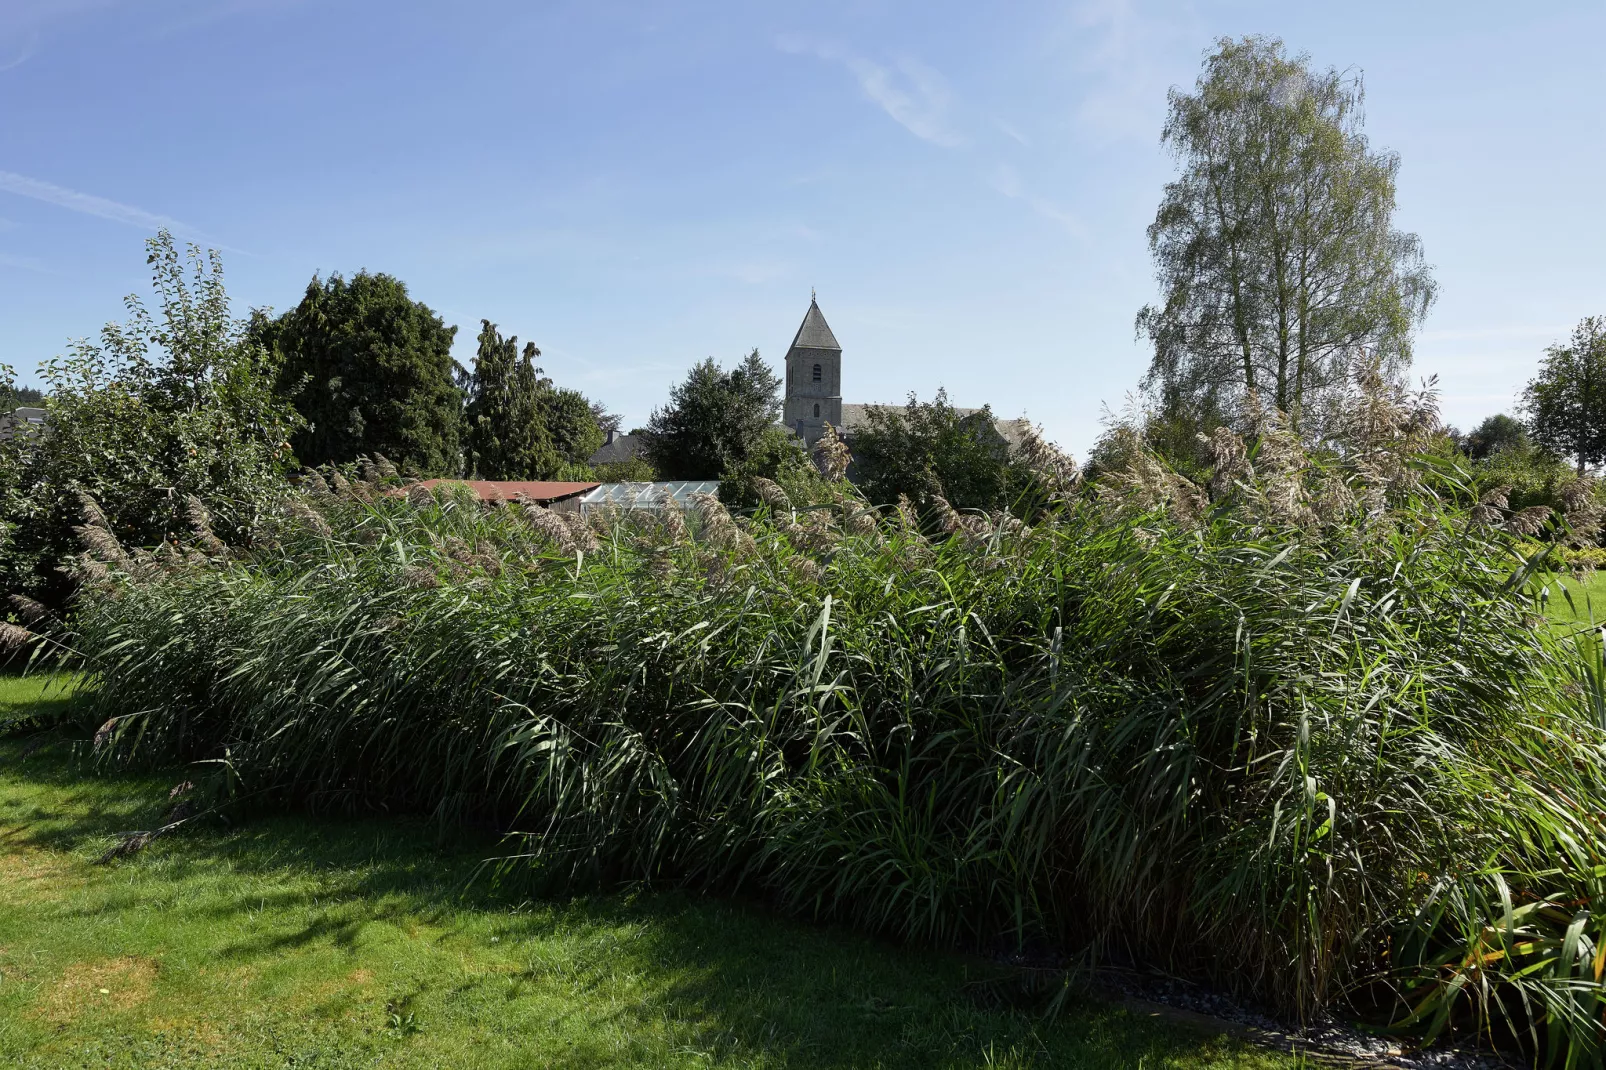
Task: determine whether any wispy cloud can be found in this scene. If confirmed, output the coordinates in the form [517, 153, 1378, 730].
[777, 36, 963, 148]
[0, 31, 38, 71]
[994, 120, 1031, 146]
[0, 251, 57, 275]
[1052, 0, 1196, 140]
[0, 170, 204, 237]
[990, 163, 1086, 238]
[0, 0, 117, 72]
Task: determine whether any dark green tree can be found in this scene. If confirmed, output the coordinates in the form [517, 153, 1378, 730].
[1462, 414, 1530, 460]
[717, 425, 830, 509]
[0, 385, 45, 409]
[642, 351, 782, 480]
[1138, 36, 1436, 435]
[463, 320, 559, 480]
[257, 272, 461, 475]
[1524, 317, 1606, 477]
[851, 390, 1020, 512]
[540, 387, 605, 467]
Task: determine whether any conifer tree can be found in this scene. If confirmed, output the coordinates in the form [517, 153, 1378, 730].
[464, 320, 559, 479]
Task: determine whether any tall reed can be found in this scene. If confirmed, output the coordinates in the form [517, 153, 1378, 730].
[60, 449, 1606, 1065]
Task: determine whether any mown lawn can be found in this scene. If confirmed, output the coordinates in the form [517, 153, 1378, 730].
[1543, 569, 1606, 630]
[0, 678, 1290, 1070]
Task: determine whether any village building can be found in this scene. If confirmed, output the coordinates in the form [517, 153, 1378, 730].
[780, 296, 1030, 450]
[586, 297, 1031, 470]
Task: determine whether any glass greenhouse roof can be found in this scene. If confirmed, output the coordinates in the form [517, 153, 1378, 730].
[579, 481, 720, 509]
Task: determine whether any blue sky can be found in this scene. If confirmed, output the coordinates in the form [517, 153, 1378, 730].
[2, 0, 1602, 458]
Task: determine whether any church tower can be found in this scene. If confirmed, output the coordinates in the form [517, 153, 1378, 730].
[782, 294, 842, 445]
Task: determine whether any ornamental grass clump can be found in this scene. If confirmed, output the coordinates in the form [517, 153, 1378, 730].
[56, 383, 1606, 1066]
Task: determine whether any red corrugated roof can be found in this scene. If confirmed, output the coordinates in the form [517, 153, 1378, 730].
[412, 479, 599, 502]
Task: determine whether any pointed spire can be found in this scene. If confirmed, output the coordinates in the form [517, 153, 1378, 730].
[789, 293, 840, 352]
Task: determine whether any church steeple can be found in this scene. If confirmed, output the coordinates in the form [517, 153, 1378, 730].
[789, 296, 841, 353]
[782, 294, 842, 445]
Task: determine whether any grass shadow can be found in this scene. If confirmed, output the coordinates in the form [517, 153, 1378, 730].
[0, 737, 1286, 1069]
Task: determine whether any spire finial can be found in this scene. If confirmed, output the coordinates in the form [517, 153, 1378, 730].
[811, 286, 817, 303]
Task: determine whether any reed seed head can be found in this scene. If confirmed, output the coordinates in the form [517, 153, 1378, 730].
[6, 593, 48, 624]
[0, 621, 36, 652]
[812, 423, 852, 482]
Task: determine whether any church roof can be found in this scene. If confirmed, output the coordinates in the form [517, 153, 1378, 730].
[788, 299, 841, 352]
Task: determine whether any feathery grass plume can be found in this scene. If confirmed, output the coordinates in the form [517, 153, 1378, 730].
[1099, 427, 1205, 523]
[0, 621, 36, 652]
[1016, 423, 1080, 498]
[561, 510, 600, 553]
[328, 470, 353, 496]
[75, 488, 112, 530]
[1471, 485, 1512, 527]
[812, 422, 852, 482]
[399, 565, 440, 589]
[928, 495, 964, 537]
[659, 503, 689, 544]
[1337, 360, 1443, 511]
[282, 497, 332, 537]
[406, 483, 436, 509]
[75, 523, 129, 567]
[789, 555, 824, 586]
[1235, 393, 1313, 527]
[62, 552, 114, 588]
[445, 536, 472, 562]
[988, 509, 1025, 538]
[125, 547, 164, 581]
[1200, 425, 1248, 499]
[300, 470, 333, 498]
[470, 544, 503, 578]
[183, 495, 228, 556]
[7, 593, 48, 624]
[372, 453, 400, 481]
[1506, 505, 1552, 537]
[587, 504, 622, 540]
[893, 493, 920, 530]
[360, 458, 383, 484]
[753, 477, 793, 514]
[779, 509, 838, 556]
[518, 502, 578, 556]
[92, 717, 117, 751]
[842, 502, 882, 540]
[691, 493, 742, 551]
[1560, 479, 1603, 543]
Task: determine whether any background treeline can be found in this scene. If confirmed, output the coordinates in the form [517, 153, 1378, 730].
[248, 271, 618, 482]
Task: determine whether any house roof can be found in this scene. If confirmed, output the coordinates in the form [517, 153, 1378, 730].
[587, 433, 645, 465]
[0, 406, 47, 443]
[787, 299, 840, 353]
[412, 479, 599, 503]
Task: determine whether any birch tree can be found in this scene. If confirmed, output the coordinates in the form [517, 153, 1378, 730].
[1137, 37, 1436, 435]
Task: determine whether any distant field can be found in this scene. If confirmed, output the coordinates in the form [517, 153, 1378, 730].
[0, 689, 1288, 1070]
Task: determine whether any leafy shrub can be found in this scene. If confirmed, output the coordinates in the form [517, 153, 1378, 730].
[0, 232, 301, 603]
